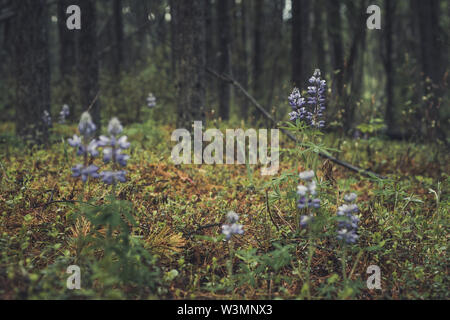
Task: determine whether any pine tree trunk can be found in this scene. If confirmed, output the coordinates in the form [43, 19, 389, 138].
[326, 1, 344, 97]
[12, 0, 51, 143]
[384, 0, 395, 135]
[236, 0, 249, 120]
[266, 0, 284, 112]
[113, 0, 124, 75]
[172, 0, 206, 128]
[217, 0, 231, 120]
[415, 0, 444, 140]
[291, 0, 303, 87]
[252, 0, 263, 121]
[57, 0, 77, 119]
[77, 0, 100, 127]
[313, 0, 326, 72]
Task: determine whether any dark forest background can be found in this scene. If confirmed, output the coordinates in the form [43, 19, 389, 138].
[0, 0, 449, 143]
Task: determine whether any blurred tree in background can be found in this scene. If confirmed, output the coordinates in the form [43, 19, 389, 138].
[0, 0, 448, 143]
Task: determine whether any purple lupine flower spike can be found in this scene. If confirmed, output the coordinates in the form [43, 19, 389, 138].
[222, 211, 244, 240]
[297, 170, 321, 227]
[42, 110, 52, 127]
[288, 69, 327, 129]
[337, 193, 360, 244]
[68, 112, 99, 184]
[59, 104, 70, 124]
[147, 93, 157, 108]
[98, 117, 130, 186]
[72, 164, 99, 182]
[78, 112, 97, 138]
[100, 170, 127, 185]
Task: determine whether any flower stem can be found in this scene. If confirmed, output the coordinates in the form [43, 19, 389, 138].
[341, 246, 347, 284]
[306, 227, 314, 300]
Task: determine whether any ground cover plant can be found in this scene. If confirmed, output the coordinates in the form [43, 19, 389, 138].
[0, 69, 448, 299]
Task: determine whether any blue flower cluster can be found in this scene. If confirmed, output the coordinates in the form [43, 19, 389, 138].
[337, 193, 360, 244]
[288, 69, 327, 129]
[68, 112, 99, 183]
[297, 170, 320, 227]
[222, 211, 244, 240]
[98, 117, 130, 185]
[42, 110, 52, 127]
[147, 93, 156, 108]
[68, 113, 130, 186]
[59, 104, 70, 124]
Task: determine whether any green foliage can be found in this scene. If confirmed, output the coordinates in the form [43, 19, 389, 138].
[0, 118, 448, 299]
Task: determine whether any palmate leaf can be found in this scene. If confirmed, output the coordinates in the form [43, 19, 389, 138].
[297, 141, 341, 157]
[263, 171, 297, 189]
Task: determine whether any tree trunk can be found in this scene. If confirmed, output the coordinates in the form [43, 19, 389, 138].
[384, 0, 395, 135]
[326, 1, 344, 97]
[77, 0, 100, 126]
[217, 0, 231, 120]
[12, 0, 51, 143]
[415, 0, 444, 140]
[130, 0, 150, 63]
[341, 0, 367, 133]
[266, 0, 284, 111]
[236, 0, 249, 120]
[291, 0, 303, 87]
[113, 0, 124, 75]
[172, 0, 206, 128]
[252, 0, 263, 121]
[313, 0, 326, 72]
[301, 0, 312, 77]
[204, 0, 215, 113]
[57, 0, 77, 119]
[58, 0, 77, 78]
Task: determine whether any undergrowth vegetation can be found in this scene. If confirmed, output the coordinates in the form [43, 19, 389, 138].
[0, 70, 448, 300]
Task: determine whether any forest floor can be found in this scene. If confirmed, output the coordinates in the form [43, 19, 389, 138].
[0, 119, 448, 299]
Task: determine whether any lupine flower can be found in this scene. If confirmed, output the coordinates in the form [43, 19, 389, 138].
[98, 118, 130, 165]
[308, 180, 317, 195]
[288, 69, 327, 129]
[99, 170, 127, 185]
[297, 170, 321, 227]
[300, 215, 314, 228]
[299, 170, 315, 181]
[344, 193, 357, 203]
[98, 117, 130, 185]
[337, 229, 359, 244]
[107, 117, 123, 136]
[147, 93, 156, 108]
[103, 148, 130, 167]
[222, 211, 244, 240]
[68, 112, 99, 183]
[226, 211, 239, 224]
[71, 164, 100, 182]
[337, 193, 360, 244]
[297, 185, 308, 196]
[59, 104, 70, 124]
[98, 135, 130, 150]
[78, 112, 97, 138]
[68, 134, 82, 149]
[42, 110, 52, 127]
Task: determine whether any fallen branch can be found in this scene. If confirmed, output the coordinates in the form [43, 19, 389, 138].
[206, 67, 386, 179]
[185, 223, 222, 238]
